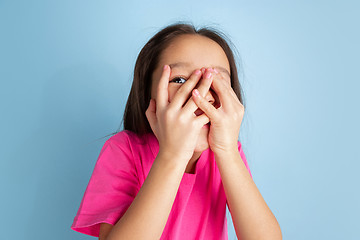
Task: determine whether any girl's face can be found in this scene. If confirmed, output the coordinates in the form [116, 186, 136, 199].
[151, 34, 231, 154]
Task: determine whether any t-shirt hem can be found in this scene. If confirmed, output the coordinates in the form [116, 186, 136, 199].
[71, 212, 121, 237]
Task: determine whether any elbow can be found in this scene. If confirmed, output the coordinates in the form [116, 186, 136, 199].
[264, 213, 282, 240]
[277, 225, 283, 240]
[258, 228, 282, 240]
[268, 221, 282, 240]
[257, 221, 283, 240]
[237, 222, 282, 240]
[275, 218, 282, 240]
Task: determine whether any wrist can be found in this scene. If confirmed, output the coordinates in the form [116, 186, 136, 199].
[213, 145, 239, 160]
[156, 150, 188, 171]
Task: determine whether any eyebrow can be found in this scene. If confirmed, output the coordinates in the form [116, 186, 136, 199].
[168, 62, 230, 77]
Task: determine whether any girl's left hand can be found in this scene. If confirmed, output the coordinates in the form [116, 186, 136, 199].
[192, 68, 245, 156]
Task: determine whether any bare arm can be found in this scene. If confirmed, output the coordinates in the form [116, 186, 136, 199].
[191, 67, 282, 239]
[99, 66, 213, 239]
[100, 152, 186, 240]
[215, 150, 282, 240]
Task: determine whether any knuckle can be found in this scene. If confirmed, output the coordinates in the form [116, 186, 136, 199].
[203, 103, 211, 113]
[232, 110, 243, 121]
[176, 86, 186, 96]
[239, 105, 245, 112]
[178, 114, 187, 124]
[220, 79, 230, 90]
[237, 102, 245, 111]
[192, 120, 200, 128]
[200, 85, 211, 95]
[186, 76, 196, 85]
[164, 108, 173, 119]
[177, 83, 195, 97]
[225, 88, 233, 97]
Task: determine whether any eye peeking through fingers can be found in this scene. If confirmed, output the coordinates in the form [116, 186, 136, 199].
[170, 76, 187, 84]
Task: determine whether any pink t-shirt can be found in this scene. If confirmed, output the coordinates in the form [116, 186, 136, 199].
[71, 130, 252, 239]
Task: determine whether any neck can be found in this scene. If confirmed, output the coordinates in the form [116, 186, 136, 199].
[185, 151, 202, 174]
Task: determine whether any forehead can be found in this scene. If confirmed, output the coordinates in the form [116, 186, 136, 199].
[158, 34, 230, 72]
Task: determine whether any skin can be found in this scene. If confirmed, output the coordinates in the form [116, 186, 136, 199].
[149, 35, 282, 239]
[99, 34, 282, 240]
[149, 34, 231, 174]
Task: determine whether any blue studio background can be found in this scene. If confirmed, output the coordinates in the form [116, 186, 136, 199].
[1, 0, 359, 239]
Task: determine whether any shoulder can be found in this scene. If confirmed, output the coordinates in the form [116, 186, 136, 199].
[100, 131, 158, 178]
[107, 130, 143, 146]
[94, 131, 146, 173]
[105, 130, 156, 153]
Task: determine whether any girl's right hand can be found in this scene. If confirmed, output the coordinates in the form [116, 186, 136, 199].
[145, 65, 214, 166]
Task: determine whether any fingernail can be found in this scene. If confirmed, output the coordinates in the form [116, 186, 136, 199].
[193, 89, 200, 97]
[214, 68, 219, 74]
[163, 65, 168, 70]
[205, 72, 212, 78]
[195, 69, 201, 75]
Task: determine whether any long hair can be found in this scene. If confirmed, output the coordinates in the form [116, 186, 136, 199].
[101, 23, 244, 140]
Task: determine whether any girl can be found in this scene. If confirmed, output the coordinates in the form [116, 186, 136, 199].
[71, 23, 282, 240]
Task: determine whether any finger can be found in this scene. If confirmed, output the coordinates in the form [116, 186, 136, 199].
[182, 69, 213, 114]
[194, 112, 210, 127]
[210, 74, 237, 110]
[156, 65, 171, 109]
[169, 69, 202, 109]
[192, 88, 218, 120]
[212, 71, 245, 115]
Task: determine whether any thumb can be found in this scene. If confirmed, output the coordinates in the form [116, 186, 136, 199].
[145, 99, 157, 130]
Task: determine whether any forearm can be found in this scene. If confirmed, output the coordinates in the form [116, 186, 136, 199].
[214, 150, 282, 240]
[107, 152, 186, 240]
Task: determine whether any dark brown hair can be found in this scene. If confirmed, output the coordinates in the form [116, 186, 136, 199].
[108, 23, 245, 138]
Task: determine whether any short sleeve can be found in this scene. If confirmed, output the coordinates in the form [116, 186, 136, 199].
[71, 134, 140, 237]
[238, 141, 252, 178]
